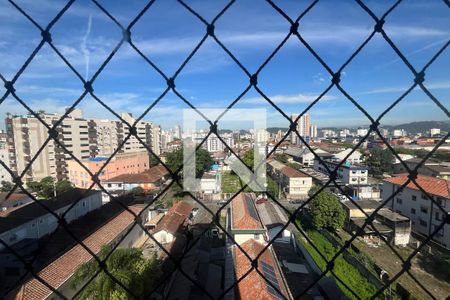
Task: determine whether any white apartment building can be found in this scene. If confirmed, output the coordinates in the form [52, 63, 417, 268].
[314, 159, 368, 185]
[430, 128, 441, 136]
[206, 135, 234, 152]
[0, 139, 12, 182]
[382, 175, 450, 249]
[290, 113, 310, 144]
[309, 124, 318, 139]
[356, 128, 368, 137]
[393, 129, 406, 137]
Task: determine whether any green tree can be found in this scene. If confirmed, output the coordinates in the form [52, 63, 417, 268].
[71, 246, 162, 300]
[266, 177, 279, 199]
[366, 147, 395, 175]
[308, 184, 321, 197]
[130, 186, 145, 196]
[149, 154, 159, 167]
[274, 153, 288, 163]
[242, 150, 254, 170]
[165, 147, 213, 177]
[309, 191, 345, 231]
[26, 177, 73, 199]
[0, 181, 14, 192]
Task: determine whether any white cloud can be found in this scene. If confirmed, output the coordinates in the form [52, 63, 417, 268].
[356, 81, 450, 95]
[243, 93, 336, 104]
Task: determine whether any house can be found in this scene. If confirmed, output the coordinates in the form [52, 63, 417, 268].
[343, 184, 381, 200]
[0, 193, 32, 211]
[152, 201, 193, 245]
[267, 160, 313, 199]
[67, 151, 151, 189]
[6, 204, 147, 299]
[0, 189, 102, 251]
[233, 239, 290, 300]
[102, 164, 169, 197]
[393, 157, 450, 180]
[341, 199, 410, 246]
[199, 172, 221, 195]
[332, 148, 363, 164]
[382, 175, 450, 249]
[229, 193, 266, 245]
[284, 147, 329, 166]
[313, 159, 368, 185]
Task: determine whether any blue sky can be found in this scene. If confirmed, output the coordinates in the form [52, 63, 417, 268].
[0, 0, 448, 130]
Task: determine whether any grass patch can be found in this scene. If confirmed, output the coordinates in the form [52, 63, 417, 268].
[295, 219, 378, 300]
[221, 172, 242, 193]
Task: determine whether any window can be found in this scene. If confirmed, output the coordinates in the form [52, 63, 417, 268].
[412, 195, 417, 201]
[435, 212, 441, 221]
[107, 183, 112, 187]
[396, 198, 403, 204]
[420, 207, 428, 214]
[254, 234, 260, 239]
[419, 219, 427, 227]
[421, 193, 429, 200]
[411, 208, 416, 214]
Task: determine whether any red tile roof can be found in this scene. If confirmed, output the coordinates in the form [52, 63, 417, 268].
[384, 175, 450, 199]
[231, 193, 264, 230]
[234, 239, 288, 300]
[280, 166, 309, 178]
[8, 206, 142, 300]
[104, 164, 168, 183]
[153, 201, 192, 236]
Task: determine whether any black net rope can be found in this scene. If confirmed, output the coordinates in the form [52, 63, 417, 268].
[0, 0, 449, 299]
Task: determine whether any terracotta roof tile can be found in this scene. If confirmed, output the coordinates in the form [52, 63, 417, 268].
[231, 193, 264, 230]
[384, 175, 450, 199]
[234, 239, 288, 300]
[104, 165, 169, 183]
[153, 201, 192, 236]
[8, 206, 142, 300]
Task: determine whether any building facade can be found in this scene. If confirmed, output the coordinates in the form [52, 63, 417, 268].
[314, 159, 368, 185]
[67, 151, 150, 189]
[5, 109, 161, 182]
[382, 175, 450, 249]
[290, 113, 310, 145]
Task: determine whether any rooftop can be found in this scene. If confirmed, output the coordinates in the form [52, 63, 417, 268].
[153, 201, 193, 236]
[0, 193, 30, 208]
[104, 164, 168, 184]
[384, 175, 450, 199]
[8, 205, 143, 300]
[0, 189, 99, 234]
[234, 239, 289, 300]
[231, 193, 264, 231]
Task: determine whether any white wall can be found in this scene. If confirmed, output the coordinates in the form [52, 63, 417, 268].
[382, 183, 450, 249]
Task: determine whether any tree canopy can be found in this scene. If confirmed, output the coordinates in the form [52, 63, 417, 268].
[0, 181, 14, 193]
[26, 177, 74, 199]
[71, 246, 162, 300]
[165, 147, 213, 177]
[366, 147, 395, 176]
[309, 190, 345, 231]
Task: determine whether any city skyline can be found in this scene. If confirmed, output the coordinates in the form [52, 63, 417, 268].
[0, 0, 448, 129]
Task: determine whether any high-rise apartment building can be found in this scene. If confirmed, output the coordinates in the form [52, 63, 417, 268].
[5, 109, 161, 182]
[309, 124, 317, 139]
[290, 113, 310, 145]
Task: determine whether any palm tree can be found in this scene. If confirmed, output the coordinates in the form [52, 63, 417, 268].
[71, 246, 162, 299]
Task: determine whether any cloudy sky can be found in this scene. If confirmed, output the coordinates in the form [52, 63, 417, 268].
[0, 0, 448, 130]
